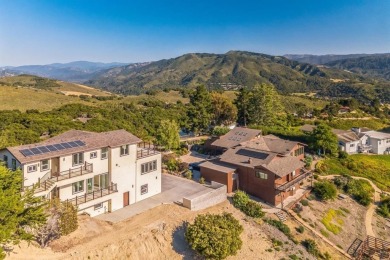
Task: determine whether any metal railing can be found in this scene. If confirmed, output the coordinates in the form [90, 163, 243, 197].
[66, 183, 118, 207]
[275, 170, 312, 191]
[137, 149, 159, 159]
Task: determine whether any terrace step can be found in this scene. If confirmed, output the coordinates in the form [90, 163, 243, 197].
[275, 211, 288, 222]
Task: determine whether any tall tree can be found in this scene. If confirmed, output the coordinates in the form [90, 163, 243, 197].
[187, 85, 212, 134]
[308, 123, 339, 156]
[155, 119, 180, 150]
[234, 87, 251, 126]
[0, 166, 47, 258]
[210, 92, 237, 126]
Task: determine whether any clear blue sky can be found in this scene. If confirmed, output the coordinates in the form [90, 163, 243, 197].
[0, 0, 389, 66]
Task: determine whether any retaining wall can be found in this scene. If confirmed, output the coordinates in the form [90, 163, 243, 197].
[183, 181, 227, 211]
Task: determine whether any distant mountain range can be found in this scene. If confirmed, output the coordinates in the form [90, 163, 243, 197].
[283, 54, 376, 65]
[0, 61, 131, 82]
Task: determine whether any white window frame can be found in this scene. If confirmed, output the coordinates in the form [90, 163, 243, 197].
[101, 147, 108, 160]
[141, 184, 148, 195]
[72, 152, 84, 166]
[255, 170, 268, 180]
[90, 151, 97, 159]
[27, 164, 37, 173]
[120, 145, 129, 156]
[72, 180, 84, 194]
[41, 159, 50, 171]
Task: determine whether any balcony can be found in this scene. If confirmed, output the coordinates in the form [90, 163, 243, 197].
[275, 170, 312, 192]
[25, 162, 93, 194]
[66, 183, 118, 207]
[137, 142, 159, 159]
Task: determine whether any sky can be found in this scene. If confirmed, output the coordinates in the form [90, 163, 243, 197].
[0, 0, 389, 66]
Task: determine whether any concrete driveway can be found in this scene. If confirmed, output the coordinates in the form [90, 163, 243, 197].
[95, 174, 211, 223]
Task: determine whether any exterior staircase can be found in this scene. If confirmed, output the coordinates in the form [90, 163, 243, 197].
[275, 211, 288, 222]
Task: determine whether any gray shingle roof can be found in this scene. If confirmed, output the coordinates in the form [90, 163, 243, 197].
[199, 161, 237, 173]
[7, 129, 142, 164]
[211, 127, 261, 149]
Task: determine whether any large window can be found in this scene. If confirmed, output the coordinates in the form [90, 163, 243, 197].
[72, 152, 84, 166]
[93, 173, 109, 190]
[87, 178, 93, 193]
[3, 155, 8, 168]
[72, 180, 84, 194]
[141, 160, 157, 174]
[101, 147, 108, 159]
[41, 159, 50, 171]
[294, 147, 304, 157]
[255, 170, 268, 180]
[141, 184, 148, 195]
[120, 145, 129, 156]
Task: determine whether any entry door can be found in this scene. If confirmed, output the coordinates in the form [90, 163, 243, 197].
[51, 157, 60, 177]
[123, 192, 129, 207]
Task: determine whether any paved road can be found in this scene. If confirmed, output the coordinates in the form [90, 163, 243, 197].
[319, 175, 385, 237]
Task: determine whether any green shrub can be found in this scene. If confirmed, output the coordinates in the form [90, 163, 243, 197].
[345, 179, 373, 206]
[313, 174, 319, 180]
[59, 201, 78, 236]
[264, 218, 292, 239]
[184, 170, 192, 180]
[378, 198, 390, 218]
[296, 225, 305, 233]
[304, 155, 313, 168]
[300, 199, 309, 206]
[320, 229, 330, 238]
[241, 200, 265, 218]
[313, 181, 337, 201]
[199, 177, 205, 184]
[232, 190, 249, 209]
[302, 239, 321, 258]
[338, 151, 349, 159]
[339, 207, 350, 214]
[185, 212, 243, 260]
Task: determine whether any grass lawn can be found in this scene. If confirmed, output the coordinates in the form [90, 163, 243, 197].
[321, 209, 345, 235]
[317, 155, 390, 191]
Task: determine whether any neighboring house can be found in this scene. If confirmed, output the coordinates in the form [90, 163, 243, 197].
[209, 127, 262, 152]
[200, 133, 309, 207]
[301, 124, 390, 155]
[0, 129, 161, 217]
[338, 106, 351, 114]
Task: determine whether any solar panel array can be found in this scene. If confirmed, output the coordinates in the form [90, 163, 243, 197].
[20, 140, 86, 157]
[236, 149, 269, 160]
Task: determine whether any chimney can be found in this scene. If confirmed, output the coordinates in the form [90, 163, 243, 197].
[248, 158, 252, 164]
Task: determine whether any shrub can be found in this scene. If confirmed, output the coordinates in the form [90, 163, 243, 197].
[212, 126, 230, 136]
[241, 200, 265, 218]
[302, 239, 321, 257]
[313, 181, 337, 201]
[59, 201, 78, 236]
[313, 174, 319, 180]
[300, 199, 309, 206]
[199, 177, 205, 184]
[264, 218, 292, 239]
[184, 170, 192, 180]
[378, 198, 390, 218]
[320, 229, 330, 238]
[296, 225, 305, 233]
[345, 179, 373, 206]
[232, 190, 249, 209]
[304, 155, 313, 168]
[338, 151, 349, 159]
[339, 207, 350, 214]
[185, 213, 243, 260]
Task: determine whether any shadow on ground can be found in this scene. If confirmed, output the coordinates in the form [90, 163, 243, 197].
[171, 221, 202, 260]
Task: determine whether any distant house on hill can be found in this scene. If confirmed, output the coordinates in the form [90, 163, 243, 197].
[301, 124, 390, 154]
[200, 129, 309, 207]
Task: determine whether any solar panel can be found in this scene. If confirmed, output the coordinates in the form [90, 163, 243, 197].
[20, 149, 34, 157]
[30, 148, 42, 155]
[75, 140, 85, 146]
[46, 145, 57, 152]
[236, 149, 269, 160]
[54, 144, 65, 150]
[37, 146, 50, 153]
[19, 140, 86, 157]
[68, 141, 78, 148]
[61, 142, 72, 148]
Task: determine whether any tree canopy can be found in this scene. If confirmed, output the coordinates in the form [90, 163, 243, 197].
[0, 165, 47, 258]
[308, 123, 339, 156]
[210, 92, 237, 126]
[187, 85, 212, 133]
[155, 119, 180, 150]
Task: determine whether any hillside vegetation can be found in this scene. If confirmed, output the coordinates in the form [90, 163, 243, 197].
[317, 155, 390, 191]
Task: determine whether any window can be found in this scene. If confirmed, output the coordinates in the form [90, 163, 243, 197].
[72, 180, 84, 194]
[94, 203, 103, 210]
[3, 155, 8, 168]
[87, 178, 93, 193]
[141, 184, 148, 195]
[255, 170, 268, 180]
[120, 145, 129, 156]
[101, 147, 108, 159]
[350, 143, 355, 147]
[93, 173, 109, 190]
[27, 164, 37, 173]
[72, 152, 84, 166]
[141, 160, 157, 174]
[11, 159, 17, 171]
[90, 151, 97, 159]
[294, 147, 304, 157]
[292, 170, 296, 176]
[41, 159, 50, 171]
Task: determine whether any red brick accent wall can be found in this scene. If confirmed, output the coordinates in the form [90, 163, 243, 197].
[200, 167, 234, 193]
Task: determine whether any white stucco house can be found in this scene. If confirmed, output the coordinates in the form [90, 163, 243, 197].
[352, 128, 390, 154]
[0, 129, 161, 217]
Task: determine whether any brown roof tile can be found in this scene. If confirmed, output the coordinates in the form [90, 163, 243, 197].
[211, 127, 261, 149]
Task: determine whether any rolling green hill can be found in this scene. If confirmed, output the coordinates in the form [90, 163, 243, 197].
[86, 51, 390, 103]
[325, 54, 390, 81]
